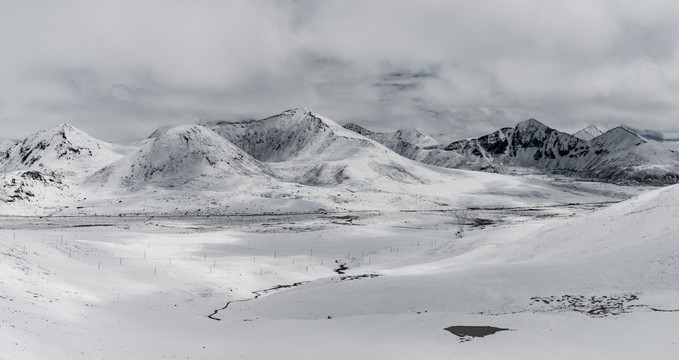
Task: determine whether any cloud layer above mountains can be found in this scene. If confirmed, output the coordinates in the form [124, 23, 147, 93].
[2, 0, 679, 142]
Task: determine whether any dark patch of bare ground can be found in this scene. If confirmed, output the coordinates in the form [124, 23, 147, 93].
[444, 326, 510, 342]
[530, 294, 643, 317]
[336, 274, 380, 281]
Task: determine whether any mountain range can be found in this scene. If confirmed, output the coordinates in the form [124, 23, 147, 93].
[0, 108, 676, 215]
[346, 119, 679, 185]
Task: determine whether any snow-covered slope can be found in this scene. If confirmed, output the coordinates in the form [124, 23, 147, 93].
[0, 170, 71, 210]
[0, 138, 17, 152]
[0, 123, 125, 183]
[419, 119, 679, 184]
[211, 108, 430, 186]
[343, 122, 438, 158]
[573, 124, 605, 140]
[87, 124, 272, 189]
[147, 125, 173, 139]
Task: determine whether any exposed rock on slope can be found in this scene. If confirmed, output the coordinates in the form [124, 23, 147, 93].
[0, 170, 68, 203]
[87, 124, 272, 189]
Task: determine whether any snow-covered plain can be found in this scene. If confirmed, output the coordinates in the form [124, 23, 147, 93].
[1, 183, 677, 359]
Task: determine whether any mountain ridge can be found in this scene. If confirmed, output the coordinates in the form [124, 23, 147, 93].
[344, 118, 679, 185]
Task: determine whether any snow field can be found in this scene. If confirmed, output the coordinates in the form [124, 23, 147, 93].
[1, 184, 678, 359]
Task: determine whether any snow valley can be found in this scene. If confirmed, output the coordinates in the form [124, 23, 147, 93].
[1, 108, 677, 359]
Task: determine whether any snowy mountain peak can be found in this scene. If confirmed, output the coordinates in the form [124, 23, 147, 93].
[270, 107, 346, 132]
[516, 118, 549, 131]
[212, 108, 368, 163]
[392, 128, 439, 148]
[573, 124, 605, 140]
[87, 124, 271, 189]
[211, 110, 430, 186]
[342, 122, 439, 159]
[0, 123, 122, 182]
[592, 126, 647, 151]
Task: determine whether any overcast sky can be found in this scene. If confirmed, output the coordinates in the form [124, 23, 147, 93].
[1, 0, 679, 143]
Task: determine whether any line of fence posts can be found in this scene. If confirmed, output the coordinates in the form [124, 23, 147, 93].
[39, 232, 425, 280]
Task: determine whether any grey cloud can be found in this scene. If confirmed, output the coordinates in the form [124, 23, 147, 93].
[1, 1, 679, 144]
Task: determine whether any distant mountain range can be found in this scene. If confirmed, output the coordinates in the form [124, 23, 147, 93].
[345, 119, 679, 185]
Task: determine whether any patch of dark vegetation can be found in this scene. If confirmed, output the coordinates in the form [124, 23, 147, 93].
[334, 260, 348, 275]
[530, 294, 640, 317]
[20, 171, 46, 181]
[444, 326, 510, 342]
[471, 218, 494, 227]
[327, 214, 361, 226]
[336, 274, 380, 282]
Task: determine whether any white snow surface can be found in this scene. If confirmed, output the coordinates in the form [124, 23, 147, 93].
[0, 182, 677, 359]
[0, 139, 17, 152]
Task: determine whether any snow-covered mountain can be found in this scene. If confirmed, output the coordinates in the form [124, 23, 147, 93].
[573, 124, 605, 140]
[0, 123, 125, 183]
[211, 108, 429, 186]
[417, 119, 679, 185]
[343, 122, 438, 158]
[87, 124, 272, 189]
